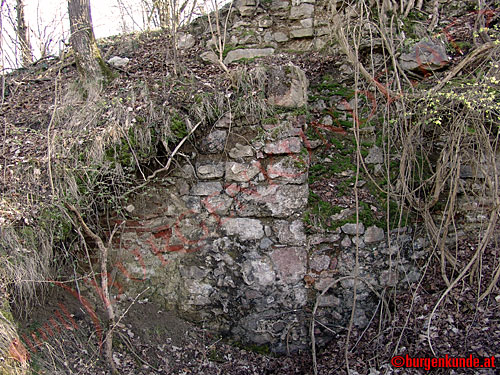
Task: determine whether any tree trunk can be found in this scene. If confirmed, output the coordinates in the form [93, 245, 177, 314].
[1, 0, 6, 73]
[16, 0, 33, 67]
[155, 0, 170, 30]
[68, 0, 111, 83]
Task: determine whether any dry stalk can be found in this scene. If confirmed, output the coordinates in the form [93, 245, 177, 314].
[311, 276, 390, 375]
[47, 54, 66, 199]
[428, 0, 440, 31]
[203, 0, 231, 73]
[344, 6, 365, 371]
[332, 13, 397, 101]
[427, 208, 498, 355]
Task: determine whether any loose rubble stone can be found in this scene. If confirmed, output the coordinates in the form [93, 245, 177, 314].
[201, 194, 233, 215]
[399, 40, 450, 72]
[404, 270, 422, 283]
[185, 280, 213, 305]
[274, 31, 289, 42]
[364, 226, 385, 243]
[264, 32, 274, 43]
[316, 26, 329, 36]
[331, 208, 355, 221]
[224, 48, 275, 65]
[226, 161, 261, 182]
[177, 33, 196, 49]
[183, 196, 201, 212]
[310, 255, 331, 272]
[176, 179, 190, 195]
[380, 270, 398, 287]
[365, 145, 384, 164]
[191, 182, 223, 196]
[229, 143, 254, 158]
[235, 0, 257, 16]
[108, 56, 129, 68]
[317, 294, 340, 307]
[173, 163, 195, 178]
[200, 51, 219, 65]
[341, 222, 365, 235]
[264, 137, 302, 154]
[215, 113, 232, 128]
[260, 237, 273, 249]
[321, 115, 333, 125]
[459, 165, 475, 178]
[222, 218, 264, 240]
[271, 247, 307, 283]
[300, 18, 313, 28]
[180, 266, 209, 279]
[290, 3, 314, 19]
[310, 233, 340, 245]
[351, 236, 365, 248]
[242, 258, 276, 287]
[271, 0, 289, 10]
[266, 64, 309, 108]
[267, 184, 308, 217]
[290, 28, 314, 38]
[341, 236, 351, 247]
[196, 162, 225, 179]
[258, 17, 273, 27]
[274, 220, 307, 245]
[266, 156, 307, 183]
[200, 130, 227, 154]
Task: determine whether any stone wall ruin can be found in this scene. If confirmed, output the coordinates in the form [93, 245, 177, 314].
[110, 64, 422, 352]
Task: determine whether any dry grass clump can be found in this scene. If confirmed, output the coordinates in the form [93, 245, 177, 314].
[0, 275, 29, 375]
[0, 227, 53, 318]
